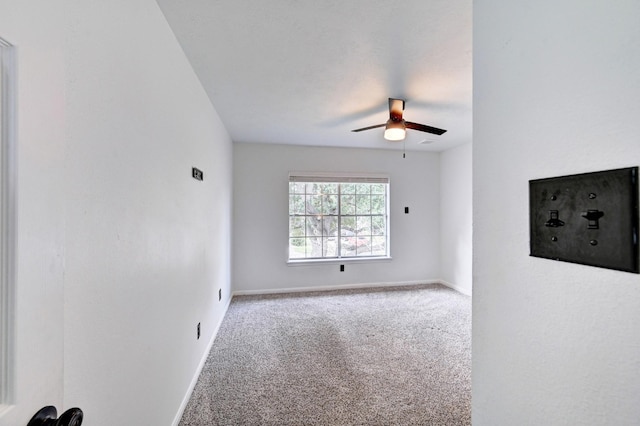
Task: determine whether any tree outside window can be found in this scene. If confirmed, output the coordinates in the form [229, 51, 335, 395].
[288, 176, 389, 261]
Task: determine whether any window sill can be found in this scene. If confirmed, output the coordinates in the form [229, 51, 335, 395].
[287, 256, 392, 266]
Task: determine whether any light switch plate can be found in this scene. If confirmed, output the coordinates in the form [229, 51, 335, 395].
[192, 167, 203, 181]
[529, 167, 639, 273]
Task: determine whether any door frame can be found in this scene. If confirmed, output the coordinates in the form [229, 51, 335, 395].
[0, 36, 17, 412]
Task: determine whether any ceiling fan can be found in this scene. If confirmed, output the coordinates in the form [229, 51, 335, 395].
[351, 98, 447, 141]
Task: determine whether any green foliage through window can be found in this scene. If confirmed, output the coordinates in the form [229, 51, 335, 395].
[288, 179, 389, 260]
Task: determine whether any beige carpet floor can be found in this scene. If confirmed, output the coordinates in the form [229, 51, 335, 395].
[179, 283, 471, 425]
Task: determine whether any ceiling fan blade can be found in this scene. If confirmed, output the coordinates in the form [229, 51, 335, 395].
[388, 98, 405, 121]
[405, 121, 447, 135]
[351, 123, 386, 132]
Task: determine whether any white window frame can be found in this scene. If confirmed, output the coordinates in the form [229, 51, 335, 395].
[288, 172, 391, 263]
[0, 37, 17, 411]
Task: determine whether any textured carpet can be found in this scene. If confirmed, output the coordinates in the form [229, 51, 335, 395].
[179, 284, 471, 425]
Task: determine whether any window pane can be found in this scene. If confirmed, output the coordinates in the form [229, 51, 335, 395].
[341, 216, 356, 235]
[355, 183, 371, 194]
[357, 216, 372, 235]
[306, 195, 322, 215]
[371, 184, 385, 194]
[340, 194, 355, 215]
[371, 195, 385, 214]
[289, 238, 306, 258]
[356, 194, 371, 215]
[372, 216, 386, 235]
[306, 237, 323, 258]
[324, 237, 338, 257]
[322, 216, 338, 237]
[305, 183, 319, 194]
[372, 236, 386, 255]
[322, 194, 338, 215]
[356, 237, 372, 256]
[289, 194, 305, 215]
[289, 217, 305, 237]
[320, 183, 338, 195]
[341, 183, 356, 194]
[290, 182, 306, 194]
[305, 216, 323, 237]
[340, 216, 357, 257]
[340, 236, 356, 257]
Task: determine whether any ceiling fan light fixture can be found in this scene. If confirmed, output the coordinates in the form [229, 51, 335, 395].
[384, 120, 406, 141]
[351, 98, 446, 140]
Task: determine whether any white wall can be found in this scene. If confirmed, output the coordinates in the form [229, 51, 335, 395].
[440, 143, 472, 295]
[473, 1, 640, 425]
[0, 2, 233, 425]
[0, 4, 66, 425]
[233, 143, 441, 292]
[62, 3, 233, 425]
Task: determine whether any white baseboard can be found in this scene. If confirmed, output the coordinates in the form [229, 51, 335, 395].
[171, 296, 232, 426]
[439, 279, 472, 296]
[232, 280, 445, 296]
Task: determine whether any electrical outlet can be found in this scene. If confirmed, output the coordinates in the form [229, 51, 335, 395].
[405, 206, 409, 214]
[197, 322, 200, 340]
[218, 289, 222, 301]
[340, 264, 344, 272]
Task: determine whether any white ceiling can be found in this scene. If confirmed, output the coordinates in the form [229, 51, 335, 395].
[156, 0, 472, 152]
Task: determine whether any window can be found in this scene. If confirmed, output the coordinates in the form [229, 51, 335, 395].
[288, 173, 390, 261]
